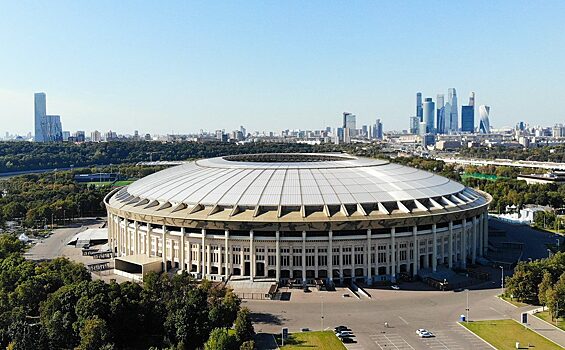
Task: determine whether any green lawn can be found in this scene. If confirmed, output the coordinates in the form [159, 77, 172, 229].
[535, 311, 565, 331]
[113, 180, 135, 187]
[279, 331, 346, 349]
[85, 181, 114, 187]
[461, 172, 501, 181]
[461, 319, 562, 350]
[499, 294, 529, 307]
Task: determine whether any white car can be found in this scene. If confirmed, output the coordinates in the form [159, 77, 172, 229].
[391, 285, 400, 290]
[416, 329, 434, 338]
[336, 331, 354, 338]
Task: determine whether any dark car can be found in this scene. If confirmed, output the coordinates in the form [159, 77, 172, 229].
[334, 326, 350, 332]
[341, 337, 356, 343]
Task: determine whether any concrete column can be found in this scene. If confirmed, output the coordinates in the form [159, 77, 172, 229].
[224, 230, 230, 279]
[239, 248, 244, 276]
[440, 234, 445, 264]
[134, 221, 139, 255]
[432, 224, 437, 272]
[275, 231, 281, 282]
[339, 244, 344, 281]
[146, 225, 151, 257]
[472, 217, 477, 264]
[483, 211, 489, 256]
[478, 214, 484, 257]
[448, 221, 453, 269]
[461, 220, 467, 269]
[180, 228, 185, 271]
[206, 244, 211, 277]
[366, 229, 372, 284]
[391, 228, 396, 282]
[162, 225, 167, 271]
[289, 243, 294, 279]
[302, 231, 306, 284]
[412, 226, 418, 277]
[328, 231, 333, 282]
[314, 245, 319, 278]
[201, 229, 206, 277]
[249, 230, 254, 282]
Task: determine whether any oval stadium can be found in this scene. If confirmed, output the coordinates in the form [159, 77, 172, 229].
[104, 153, 491, 285]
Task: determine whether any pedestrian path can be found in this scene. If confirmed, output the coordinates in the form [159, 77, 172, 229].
[522, 308, 565, 347]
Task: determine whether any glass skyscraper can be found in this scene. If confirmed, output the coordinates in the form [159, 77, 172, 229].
[448, 88, 458, 132]
[423, 97, 435, 133]
[461, 106, 474, 133]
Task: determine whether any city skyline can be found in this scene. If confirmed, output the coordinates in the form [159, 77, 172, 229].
[1, 1, 565, 135]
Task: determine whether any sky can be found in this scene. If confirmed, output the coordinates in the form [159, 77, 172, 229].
[1, 1, 564, 135]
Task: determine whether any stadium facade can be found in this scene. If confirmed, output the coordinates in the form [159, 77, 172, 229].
[105, 153, 491, 284]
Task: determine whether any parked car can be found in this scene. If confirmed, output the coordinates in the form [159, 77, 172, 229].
[341, 337, 356, 343]
[336, 331, 354, 338]
[391, 285, 400, 290]
[334, 326, 350, 332]
[416, 329, 434, 338]
[342, 293, 350, 298]
[301, 328, 310, 332]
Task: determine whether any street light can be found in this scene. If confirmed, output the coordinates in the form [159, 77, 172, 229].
[465, 289, 470, 323]
[499, 266, 504, 292]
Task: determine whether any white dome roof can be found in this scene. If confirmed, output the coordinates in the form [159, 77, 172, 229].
[119, 153, 475, 212]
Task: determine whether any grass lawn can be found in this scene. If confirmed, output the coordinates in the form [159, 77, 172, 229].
[535, 310, 565, 331]
[499, 295, 529, 307]
[113, 180, 135, 187]
[278, 331, 346, 349]
[461, 319, 562, 350]
[85, 181, 114, 187]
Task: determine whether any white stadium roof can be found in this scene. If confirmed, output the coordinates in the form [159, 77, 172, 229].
[116, 153, 476, 213]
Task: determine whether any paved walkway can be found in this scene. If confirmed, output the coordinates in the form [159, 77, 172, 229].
[519, 307, 565, 347]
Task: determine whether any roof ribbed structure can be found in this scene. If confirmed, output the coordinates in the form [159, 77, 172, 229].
[108, 153, 488, 221]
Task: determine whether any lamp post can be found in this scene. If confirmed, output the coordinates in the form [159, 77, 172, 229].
[321, 295, 324, 331]
[465, 289, 469, 322]
[499, 266, 504, 294]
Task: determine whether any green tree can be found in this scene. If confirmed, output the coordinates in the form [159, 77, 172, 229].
[204, 328, 237, 350]
[77, 317, 112, 350]
[234, 307, 254, 344]
[239, 340, 255, 350]
[538, 271, 553, 308]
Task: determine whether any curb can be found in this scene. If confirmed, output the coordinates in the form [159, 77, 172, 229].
[496, 295, 520, 308]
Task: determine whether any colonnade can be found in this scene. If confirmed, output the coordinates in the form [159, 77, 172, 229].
[108, 210, 489, 284]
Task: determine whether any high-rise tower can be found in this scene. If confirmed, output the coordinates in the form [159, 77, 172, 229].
[416, 92, 423, 122]
[423, 97, 435, 133]
[447, 88, 458, 132]
[461, 92, 475, 133]
[479, 105, 491, 134]
[436, 94, 445, 134]
[34, 93, 46, 142]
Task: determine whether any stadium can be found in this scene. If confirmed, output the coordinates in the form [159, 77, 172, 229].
[104, 153, 491, 285]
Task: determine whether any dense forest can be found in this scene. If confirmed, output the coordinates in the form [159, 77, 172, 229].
[0, 234, 253, 350]
[459, 144, 565, 162]
[0, 166, 164, 227]
[0, 142, 346, 173]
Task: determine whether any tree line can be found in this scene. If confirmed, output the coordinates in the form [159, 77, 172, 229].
[0, 142, 344, 173]
[0, 234, 254, 350]
[459, 144, 565, 162]
[505, 252, 565, 320]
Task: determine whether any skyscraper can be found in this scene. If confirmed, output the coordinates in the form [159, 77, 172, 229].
[479, 105, 491, 134]
[34, 93, 46, 142]
[423, 97, 435, 133]
[375, 119, 383, 140]
[409, 116, 419, 134]
[416, 92, 423, 121]
[343, 112, 356, 137]
[34, 92, 63, 142]
[468, 92, 475, 107]
[436, 94, 445, 134]
[448, 88, 458, 132]
[461, 106, 474, 133]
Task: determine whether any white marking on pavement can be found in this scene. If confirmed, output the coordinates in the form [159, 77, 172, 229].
[398, 316, 409, 325]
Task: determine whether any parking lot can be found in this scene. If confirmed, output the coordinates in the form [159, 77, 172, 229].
[247, 278, 526, 349]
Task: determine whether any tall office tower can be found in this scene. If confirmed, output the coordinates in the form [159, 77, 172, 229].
[423, 97, 435, 133]
[409, 116, 419, 134]
[436, 94, 445, 134]
[44, 115, 63, 142]
[361, 125, 368, 138]
[448, 88, 458, 132]
[461, 106, 474, 133]
[416, 92, 423, 121]
[468, 92, 475, 107]
[34, 93, 47, 142]
[375, 119, 383, 140]
[343, 112, 356, 130]
[479, 105, 491, 134]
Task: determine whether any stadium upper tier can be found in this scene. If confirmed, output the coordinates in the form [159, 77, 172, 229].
[108, 153, 487, 221]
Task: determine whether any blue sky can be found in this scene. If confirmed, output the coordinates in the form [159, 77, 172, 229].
[1, 1, 564, 135]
